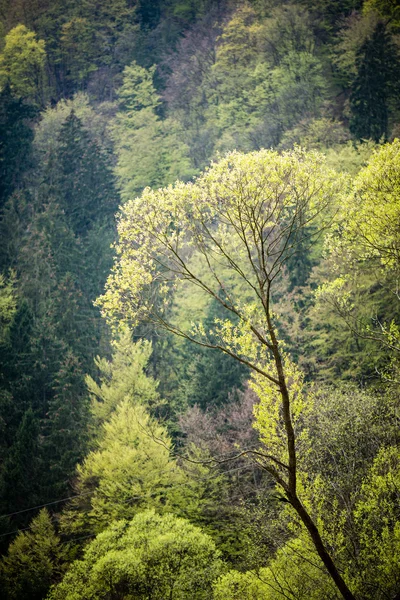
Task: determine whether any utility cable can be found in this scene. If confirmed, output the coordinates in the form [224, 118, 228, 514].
[0, 463, 256, 540]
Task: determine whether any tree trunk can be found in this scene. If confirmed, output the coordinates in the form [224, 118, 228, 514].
[267, 313, 356, 600]
[289, 494, 357, 600]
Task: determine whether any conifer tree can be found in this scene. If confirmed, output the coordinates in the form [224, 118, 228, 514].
[54, 110, 118, 236]
[0, 85, 35, 210]
[41, 350, 90, 498]
[350, 22, 400, 141]
[179, 295, 249, 410]
[0, 408, 41, 519]
[0, 509, 66, 600]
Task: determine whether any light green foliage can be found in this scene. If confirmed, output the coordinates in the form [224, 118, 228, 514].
[266, 51, 326, 127]
[323, 140, 377, 175]
[112, 61, 194, 200]
[351, 445, 400, 598]
[303, 385, 397, 497]
[0, 24, 46, 103]
[279, 118, 350, 151]
[98, 147, 368, 598]
[330, 139, 400, 268]
[214, 568, 270, 599]
[214, 535, 338, 600]
[100, 147, 343, 370]
[0, 271, 16, 344]
[61, 400, 184, 534]
[49, 510, 222, 600]
[363, 0, 400, 26]
[216, 409, 400, 599]
[100, 148, 343, 333]
[299, 385, 397, 536]
[0, 509, 66, 600]
[315, 140, 400, 369]
[298, 445, 400, 600]
[207, 4, 326, 151]
[261, 536, 339, 599]
[87, 329, 159, 425]
[117, 62, 159, 112]
[212, 4, 260, 74]
[253, 356, 311, 468]
[283, 385, 400, 600]
[257, 4, 316, 62]
[99, 147, 344, 498]
[333, 11, 378, 85]
[62, 333, 226, 546]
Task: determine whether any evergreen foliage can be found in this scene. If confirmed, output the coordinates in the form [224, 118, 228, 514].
[350, 22, 400, 140]
[0, 85, 35, 209]
[87, 330, 159, 426]
[0, 1, 400, 598]
[0, 509, 66, 600]
[113, 61, 193, 200]
[61, 400, 184, 535]
[54, 110, 118, 235]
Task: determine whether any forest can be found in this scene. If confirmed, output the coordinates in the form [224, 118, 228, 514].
[0, 0, 399, 598]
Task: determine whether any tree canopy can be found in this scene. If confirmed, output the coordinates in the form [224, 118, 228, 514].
[1, 1, 400, 599]
[49, 510, 222, 600]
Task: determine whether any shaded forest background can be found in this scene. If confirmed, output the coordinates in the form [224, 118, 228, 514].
[0, 0, 400, 598]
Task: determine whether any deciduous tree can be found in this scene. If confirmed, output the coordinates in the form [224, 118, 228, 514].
[50, 510, 222, 600]
[0, 24, 46, 104]
[99, 148, 357, 599]
[112, 61, 194, 201]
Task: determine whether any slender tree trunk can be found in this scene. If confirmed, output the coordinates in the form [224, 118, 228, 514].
[266, 309, 357, 600]
[289, 495, 357, 600]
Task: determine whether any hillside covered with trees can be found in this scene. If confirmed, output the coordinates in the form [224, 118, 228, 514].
[0, 0, 400, 599]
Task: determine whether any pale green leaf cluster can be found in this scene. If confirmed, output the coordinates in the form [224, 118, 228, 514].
[326, 139, 400, 269]
[100, 148, 344, 339]
[34, 93, 115, 160]
[0, 271, 17, 344]
[213, 568, 270, 600]
[0, 24, 46, 102]
[86, 329, 159, 425]
[314, 140, 400, 364]
[112, 62, 194, 200]
[206, 4, 327, 153]
[253, 355, 311, 467]
[315, 275, 354, 312]
[214, 536, 338, 600]
[117, 63, 159, 112]
[363, 0, 400, 25]
[333, 12, 379, 81]
[49, 510, 222, 600]
[351, 446, 400, 597]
